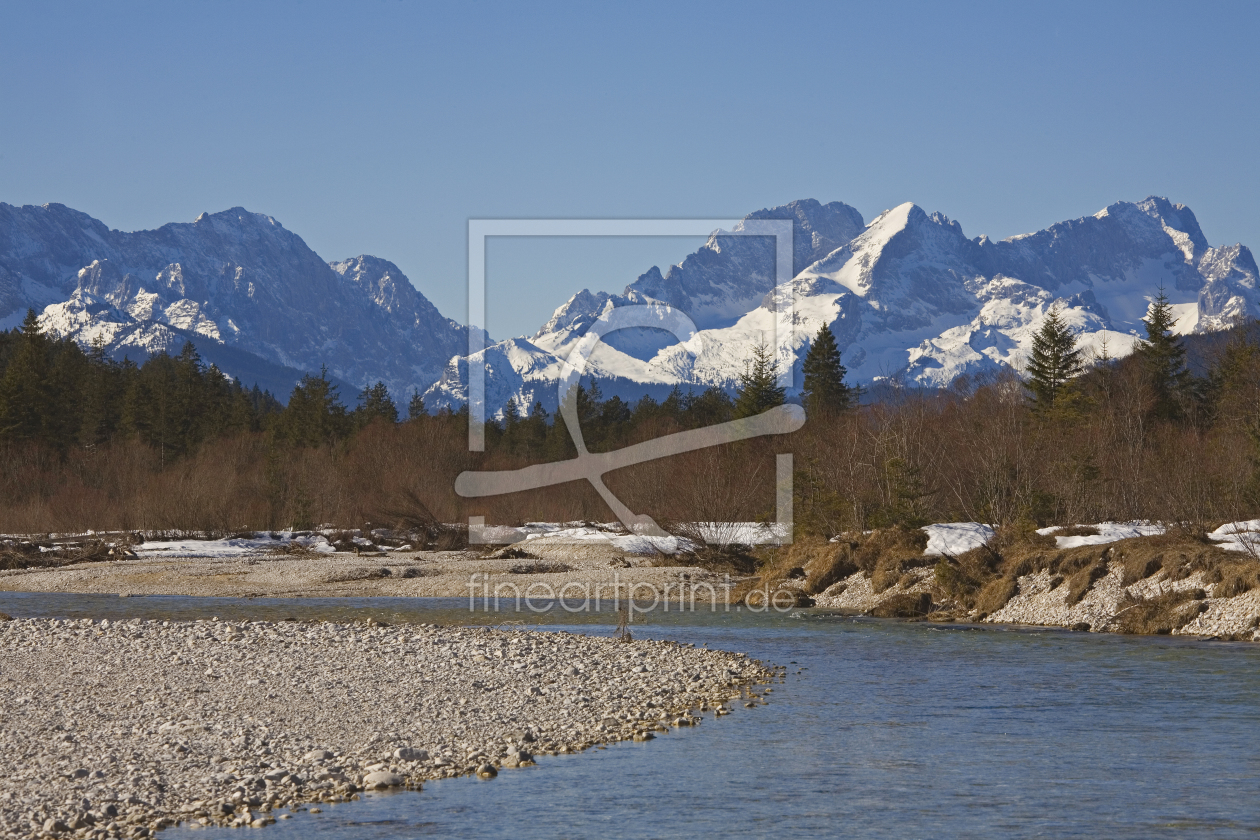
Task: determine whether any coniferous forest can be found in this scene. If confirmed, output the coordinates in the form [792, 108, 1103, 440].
[0, 304, 1259, 538]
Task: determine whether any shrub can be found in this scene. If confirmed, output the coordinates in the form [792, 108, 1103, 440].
[853, 527, 929, 573]
[975, 576, 1019, 615]
[1114, 589, 1208, 635]
[869, 592, 933, 618]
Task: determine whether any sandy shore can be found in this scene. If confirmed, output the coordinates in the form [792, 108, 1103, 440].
[0, 616, 773, 839]
[0, 536, 729, 602]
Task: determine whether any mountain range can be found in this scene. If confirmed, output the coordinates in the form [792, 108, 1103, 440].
[424, 196, 1259, 415]
[0, 203, 471, 401]
[1, 196, 1254, 411]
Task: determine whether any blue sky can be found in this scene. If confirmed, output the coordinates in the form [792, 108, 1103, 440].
[2, 0, 1258, 339]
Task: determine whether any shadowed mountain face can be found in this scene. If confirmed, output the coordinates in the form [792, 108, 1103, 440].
[0, 204, 470, 399]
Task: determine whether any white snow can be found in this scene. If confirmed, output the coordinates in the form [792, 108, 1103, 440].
[922, 522, 994, 556]
[479, 520, 785, 553]
[1036, 521, 1166, 549]
[522, 524, 697, 555]
[134, 532, 334, 558]
[1207, 520, 1260, 554]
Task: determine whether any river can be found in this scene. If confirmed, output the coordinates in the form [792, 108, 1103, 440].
[3, 592, 1258, 838]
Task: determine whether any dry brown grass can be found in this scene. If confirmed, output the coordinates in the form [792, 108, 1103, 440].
[1106, 536, 1260, 599]
[868, 592, 932, 618]
[1211, 568, 1260, 597]
[687, 546, 759, 576]
[786, 536, 859, 595]
[1113, 589, 1208, 635]
[974, 576, 1019, 615]
[742, 528, 929, 602]
[854, 528, 932, 594]
[852, 528, 929, 572]
[1064, 557, 1110, 606]
[1056, 525, 1101, 538]
[268, 540, 314, 556]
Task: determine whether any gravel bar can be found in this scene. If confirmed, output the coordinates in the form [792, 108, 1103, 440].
[0, 617, 774, 838]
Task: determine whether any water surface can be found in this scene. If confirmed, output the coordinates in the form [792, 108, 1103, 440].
[6, 593, 1259, 839]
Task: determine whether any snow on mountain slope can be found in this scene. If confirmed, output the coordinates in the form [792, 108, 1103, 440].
[9, 195, 1254, 417]
[424, 199, 869, 415]
[625, 198, 865, 330]
[428, 196, 1259, 415]
[0, 203, 471, 399]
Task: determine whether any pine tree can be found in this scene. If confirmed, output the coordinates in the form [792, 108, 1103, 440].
[1135, 287, 1191, 420]
[277, 367, 350, 446]
[46, 339, 89, 449]
[77, 338, 124, 447]
[172, 343, 207, 451]
[407, 390, 426, 420]
[659, 386, 684, 425]
[687, 387, 734, 427]
[733, 341, 786, 419]
[0, 310, 54, 444]
[355, 381, 398, 426]
[1025, 306, 1084, 409]
[502, 396, 520, 426]
[800, 323, 852, 414]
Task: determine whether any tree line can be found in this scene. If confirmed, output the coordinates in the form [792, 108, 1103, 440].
[0, 299, 1256, 537]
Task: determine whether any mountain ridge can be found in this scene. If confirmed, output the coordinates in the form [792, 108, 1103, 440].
[2, 196, 1254, 417]
[424, 195, 1258, 416]
[0, 203, 472, 400]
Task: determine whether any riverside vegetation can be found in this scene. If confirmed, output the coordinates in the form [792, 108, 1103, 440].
[2, 301, 1260, 635]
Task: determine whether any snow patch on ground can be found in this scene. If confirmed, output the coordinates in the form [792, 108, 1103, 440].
[1036, 522, 1166, 549]
[134, 532, 334, 558]
[477, 520, 786, 553]
[922, 523, 994, 556]
[522, 525, 694, 555]
[1208, 520, 1260, 553]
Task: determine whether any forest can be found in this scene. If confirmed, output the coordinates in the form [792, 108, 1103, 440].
[0, 293, 1257, 541]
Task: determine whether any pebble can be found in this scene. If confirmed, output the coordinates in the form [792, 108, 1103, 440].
[0, 617, 767, 838]
[362, 771, 404, 789]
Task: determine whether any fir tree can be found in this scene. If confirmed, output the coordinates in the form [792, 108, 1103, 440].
[1135, 287, 1191, 420]
[0, 311, 52, 444]
[355, 381, 398, 426]
[658, 386, 685, 425]
[733, 341, 785, 419]
[800, 323, 852, 414]
[407, 390, 426, 420]
[502, 395, 520, 425]
[77, 339, 123, 447]
[1025, 306, 1084, 409]
[247, 384, 283, 417]
[687, 387, 734, 427]
[276, 367, 350, 446]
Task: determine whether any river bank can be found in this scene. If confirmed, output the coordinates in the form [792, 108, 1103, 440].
[0, 534, 725, 603]
[7, 526, 1260, 641]
[0, 617, 772, 839]
[804, 535, 1260, 640]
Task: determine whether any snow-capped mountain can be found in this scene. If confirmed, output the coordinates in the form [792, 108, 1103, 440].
[425, 196, 1258, 415]
[6, 196, 1254, 416]
[0, 203, 472, 399]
